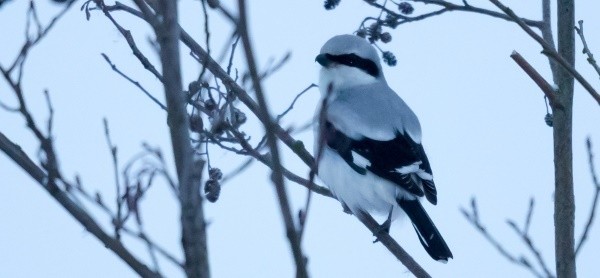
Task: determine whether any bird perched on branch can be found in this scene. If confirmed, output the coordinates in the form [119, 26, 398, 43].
[314, 34, 452, 262]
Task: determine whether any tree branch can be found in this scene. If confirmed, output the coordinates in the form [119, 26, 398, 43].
[574, 20, 600, 80]
[356, 212, 431, 278]
[489, 0, 600, 106]
[144, 0, 210, 276]
[461, 198, 550, 278]
[575, 137, 600, 256]
[510, 51, 562, 109]
[100, 53, 166, 110]
[0, 132, 160, 277]
[405, 0, 543, 27]
[237, 0, 308, 276]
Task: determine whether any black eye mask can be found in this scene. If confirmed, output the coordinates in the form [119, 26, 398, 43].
[325, 53, 380, 78]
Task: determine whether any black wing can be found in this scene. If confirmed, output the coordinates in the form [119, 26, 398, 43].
[323, 121, 437, 204]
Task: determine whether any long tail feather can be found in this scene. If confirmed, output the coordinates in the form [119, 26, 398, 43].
[397, 198, 453, 262]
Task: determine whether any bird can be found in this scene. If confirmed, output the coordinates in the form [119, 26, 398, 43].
[314, 34, 453, 262]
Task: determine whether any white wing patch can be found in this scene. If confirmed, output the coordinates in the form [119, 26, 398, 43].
[396, 161, 421, 174]
[396, 161, 433, 180]
[350, 151, 370, 169]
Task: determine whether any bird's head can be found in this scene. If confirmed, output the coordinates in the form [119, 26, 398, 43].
[316, 34, 384, 93]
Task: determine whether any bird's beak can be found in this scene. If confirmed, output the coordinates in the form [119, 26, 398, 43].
[315, 54, 331, 67]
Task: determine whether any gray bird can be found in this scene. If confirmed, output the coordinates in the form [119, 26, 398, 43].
[314, 34, 453, 262]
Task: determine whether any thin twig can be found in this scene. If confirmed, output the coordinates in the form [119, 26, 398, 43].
[276, 83, 317, 122]
[0, 99, 19, 112]
[237, 1, 308, 276]
[96, 1, 164, 82]
[574, 20, 600, 80]
[100, 53, 167, 110]
[229, 128, 332, 198]
[366, 0, 543, 28]
[461, 198, 548, 278]
[0, 132, 160, 277]
[103, 118, 124, 239]
[506, 199, 555, 278]
[576, 138, 600, 255]
[299, 84, 332, 241]
[197, 0, 211, 82]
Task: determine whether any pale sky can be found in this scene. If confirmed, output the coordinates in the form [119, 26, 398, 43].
[1, 1, 599, 277]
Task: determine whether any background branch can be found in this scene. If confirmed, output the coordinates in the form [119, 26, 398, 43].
[236, 0, 308, 276]
[0, 132, 160, 277]
[143, 0, 210, 276]
[575, 138, 600, 255]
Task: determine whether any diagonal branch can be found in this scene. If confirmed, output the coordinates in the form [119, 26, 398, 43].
[356, 211, 431, 278]
[0, 132, 160, 278]
[489, 0, 600, 106]
[100, 53, 167, 110]
[510, 51, 562, 109]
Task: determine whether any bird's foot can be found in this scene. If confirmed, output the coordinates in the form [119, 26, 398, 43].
[372, 206, 393, 243]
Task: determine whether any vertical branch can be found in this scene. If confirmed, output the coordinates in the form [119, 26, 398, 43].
[148, 0, 210, 277]
[236, 1, 308, 277]
[554, 0, 576, 277]
[540, 0, 559, 81]
[103, 118, 123, 239]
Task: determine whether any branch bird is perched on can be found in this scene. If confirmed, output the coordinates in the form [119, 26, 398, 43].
[314, 34, 453, 262]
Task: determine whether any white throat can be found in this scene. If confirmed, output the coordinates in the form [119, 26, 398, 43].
[319, 65, 380, 96]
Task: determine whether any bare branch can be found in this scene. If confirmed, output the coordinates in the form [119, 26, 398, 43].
[356, 211, 432, 278]
[103, 118, 124, 240]
[142, 0, 210, 276]
[361, 0, 543, 29]
[276, 83, 317, 122]
[228, 128, 332, 198]
[0, 132, 160, 277]
[506, 199, 555, 278]
[461, 198, 548, 278]
[489, 0, 600, 106]
[575, 20, 600, 80]
[510, 51, 562, 109]
[576, 138, 600, 255]
[95, 1, 164, 82]
[540, 0, 558, 81]
[101, 53, 167, 110]
[237, 1, 308, 276]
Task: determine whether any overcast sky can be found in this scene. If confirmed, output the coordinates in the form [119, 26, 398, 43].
[1, 1, 599, 277]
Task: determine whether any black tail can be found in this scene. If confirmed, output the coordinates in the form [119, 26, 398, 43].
[397, 198, 453, 262]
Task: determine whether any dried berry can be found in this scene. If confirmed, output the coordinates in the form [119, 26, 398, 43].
[382, 51, 397, 66]
[231, 107, 247, 128]
[204, 98, 217, 111]
[544, 113, 553, 127]
[380, 32, 392, 43]
[324, 0, 341, 10]
[204, 179, 221, 203]
[209, 168, 223, 181]
[190, 115, 204, 133]
[398, 2, 414, 15]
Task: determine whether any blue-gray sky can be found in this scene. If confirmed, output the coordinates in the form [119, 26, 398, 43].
[1, 1, 599, 277]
